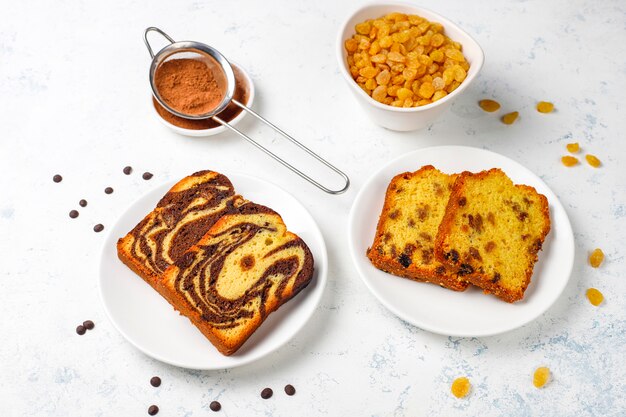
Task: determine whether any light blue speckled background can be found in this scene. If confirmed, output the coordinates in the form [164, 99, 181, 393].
[0, 0, 624, 416]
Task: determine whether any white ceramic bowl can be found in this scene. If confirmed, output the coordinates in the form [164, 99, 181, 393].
[336, 2, 484, 131]
[152, 62, 255, 137]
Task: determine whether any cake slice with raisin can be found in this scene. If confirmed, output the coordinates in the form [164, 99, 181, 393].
[117, 170, 245, 291]
[435, 168, 551, 303]
[366, 165, 469, 291]
[159, 202, 314, 355]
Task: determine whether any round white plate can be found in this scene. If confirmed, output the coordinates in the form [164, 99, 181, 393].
[348, 146, 574, 337]
[99, 173, 327, 369]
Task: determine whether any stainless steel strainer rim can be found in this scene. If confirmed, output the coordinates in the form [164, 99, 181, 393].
[145, 29, 236, 120]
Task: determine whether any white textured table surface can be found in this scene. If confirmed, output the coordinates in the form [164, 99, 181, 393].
[1, 0, 625, 416]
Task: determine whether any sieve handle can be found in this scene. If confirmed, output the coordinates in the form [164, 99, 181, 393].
[144, 27, 175, 59]
[213, 101, 350, 195]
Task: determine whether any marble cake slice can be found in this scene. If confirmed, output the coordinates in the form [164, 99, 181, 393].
[434, 168, 551, 303]
[159, 202, 314, 356]
[367, 165, 469, 291]
[117, 170, 245, 291]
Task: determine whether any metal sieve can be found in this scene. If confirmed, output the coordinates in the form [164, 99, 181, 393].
[144, 27, 350, 195]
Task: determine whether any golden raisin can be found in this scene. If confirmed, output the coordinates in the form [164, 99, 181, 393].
[479, 99, 500, 112]
[537, 101, 554, 113]
[344, 12, 468, 108]
[561, 156, 579, 167]
[566, 142, 580, 153]
[451, 377, 471, 398]
[589, 248, 604, 268]
[533, 367, 550, 388]
[585, 154, 601, 167]
[586, 288, 604, 306]
[501, 111, 519, 125]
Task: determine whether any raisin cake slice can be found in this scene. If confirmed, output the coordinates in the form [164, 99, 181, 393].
[159, 202, 314, 356]
[367, 165, 468, 291]
[117, 170, 245, 290]
[435, 168, 551, 303]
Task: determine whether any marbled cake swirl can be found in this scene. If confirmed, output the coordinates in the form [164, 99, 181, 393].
[160, 202, 314, 355]
[117, 170, 243, 288]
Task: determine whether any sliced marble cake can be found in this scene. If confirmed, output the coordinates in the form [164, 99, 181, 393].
[159, 202, 314, 355]
[117, 170, 245, 291]
[367, 165, 468, 291]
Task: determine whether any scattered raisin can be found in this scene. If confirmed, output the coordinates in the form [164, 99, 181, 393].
[586, 288, 604, 306]
[451, 377, 471, 398]
[536, 101, 554, 113]
[501, 111, 519, 125]
[589, 248, 604, 268]
[389, 210, 400, 219]
[566, 142, 580, 153]
[469, 247, 481, 261]
[561, 156, 578, 167]
[585, 154, 601, 168]
[533, 367, 550, 388]
[479, 99, 500, 112]
[458, 197, 467, 206]
[487, 213, 495, 225]
[435, 266, 446, 275]
[518, 212, 528, 221]
[421, 249, 433, 265]
[491, 272, 501, 283]
[446, 250, 460, 263]
[485, 241, 496, 253]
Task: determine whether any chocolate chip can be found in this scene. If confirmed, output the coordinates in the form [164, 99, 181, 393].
[104, 187, 114, 194]
[83, 320, 94, 330]
[123, 166, 133, 175]
[76, 325, 86, 335]
[79, 199, 87, 207]
[53, 174, 62, 183]
[210, 401, 221, 412]
[148, 405, 159, 415]
[260, 388, 273, 399]
[143, 172, 153, 180]
[398, 253, 412, 268]
[69, 210, 79, 219]
[93, 224, 104, 233]
[150, 376, 161, 387]
[284, 384, 296, 396]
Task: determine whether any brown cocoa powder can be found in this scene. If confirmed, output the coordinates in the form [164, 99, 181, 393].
[154, 66, 249, 130]
[154, 58, 225, 116]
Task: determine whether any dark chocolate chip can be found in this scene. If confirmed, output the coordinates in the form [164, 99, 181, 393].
[123, 166, 133, 175]
[83, 320, 94, 330]
[69, 210, 79, 219]
[261, 388, 273, 399]
[148, 405, 159, 415]
[458, 263, 474, 276]
[150, 376, 161, 387]
[210, 401, 221, 412]
[398, 253, 412, 268]
[142, 172, 153, 180]
[79, 199, 87, 207]
[76, 325, 86, 335]
[93, 224, 104, 233]
[284, 384, 296, 396]
[104, 187, 114, 194]
[53, 174, 62, 183]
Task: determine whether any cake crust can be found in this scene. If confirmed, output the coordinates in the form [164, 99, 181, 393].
[434, 168, 551, 302]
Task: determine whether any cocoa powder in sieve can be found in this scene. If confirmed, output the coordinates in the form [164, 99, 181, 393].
[154, 66, 249, 130]
[154, 58, 225, 116]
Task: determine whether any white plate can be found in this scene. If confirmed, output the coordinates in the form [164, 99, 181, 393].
[348, 146, 574, 337]
[99, 173, 327, 370]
